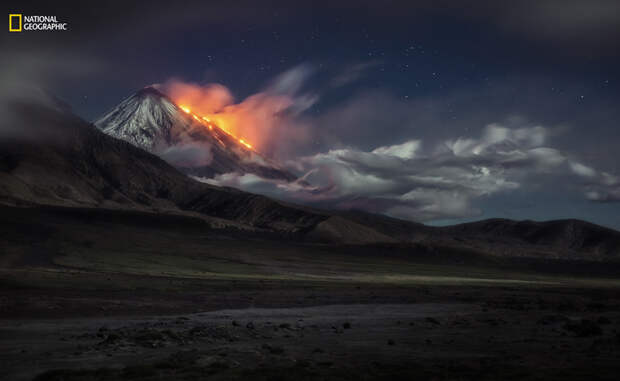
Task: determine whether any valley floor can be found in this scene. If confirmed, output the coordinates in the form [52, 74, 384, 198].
[2, 207, 620, 380]
[2, 273, 620, 380]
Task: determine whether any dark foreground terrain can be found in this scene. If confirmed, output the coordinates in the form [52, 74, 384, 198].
[1, 207, 620, 380]
[2, 277, 620, 381]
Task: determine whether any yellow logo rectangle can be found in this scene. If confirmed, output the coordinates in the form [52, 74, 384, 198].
[9, 14, 22, 32]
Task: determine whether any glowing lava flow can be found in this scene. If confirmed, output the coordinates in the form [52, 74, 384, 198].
[178, 105, 253, 150]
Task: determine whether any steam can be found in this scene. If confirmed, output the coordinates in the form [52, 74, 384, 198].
[157, 64, 316, 159]
[160, 141, 213, 168]
[162, 82, 234, 114]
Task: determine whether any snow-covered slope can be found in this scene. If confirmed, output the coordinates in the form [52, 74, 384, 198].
[95, 87, 184, 150]
[95, 87, 296, 181]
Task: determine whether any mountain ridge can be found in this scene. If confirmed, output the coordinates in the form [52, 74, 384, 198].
[95, 86, 296, 181]
[1, 98, 619, 261]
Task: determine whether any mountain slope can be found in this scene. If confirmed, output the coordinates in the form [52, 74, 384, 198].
[0, 100, 324, 233]
[94, 87, 181, 149]
[1, 98, 619, 260]
[95, 87, 296, 181]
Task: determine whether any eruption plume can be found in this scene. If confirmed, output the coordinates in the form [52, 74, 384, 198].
[157, 65, 315, 159]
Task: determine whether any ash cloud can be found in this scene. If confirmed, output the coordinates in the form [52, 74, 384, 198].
[158, 81, 234, 114]
[158, 65, 316, 160]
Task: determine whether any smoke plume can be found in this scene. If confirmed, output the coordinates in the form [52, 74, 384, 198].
[157, 65, 316, 159]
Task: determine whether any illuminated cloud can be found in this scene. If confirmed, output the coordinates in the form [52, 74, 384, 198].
[199, 123, 620, 221]
[157, 65, 316, 159]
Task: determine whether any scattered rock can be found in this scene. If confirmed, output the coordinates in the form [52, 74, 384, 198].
[98, 333, 122, 347]
[563, 319, 603, 337]
[597, 316, 612, 325]
[156, 350, 200, 369]
[425, 317, 440, 325]
[208, 361, 230, 371]
[134, 330, 166, 346]
[586, 302, 607, 312]
[479, 317, 507, 326]
[262, 344, 284, 355]
[537, 315, 570, 325]
[343, 322, 351, 329]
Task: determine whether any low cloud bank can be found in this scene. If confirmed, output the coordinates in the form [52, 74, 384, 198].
[196, 123, 620, 221]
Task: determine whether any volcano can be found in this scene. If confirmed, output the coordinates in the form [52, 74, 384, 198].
[94, 86, 296, 181]
[2, 95, 620, 256]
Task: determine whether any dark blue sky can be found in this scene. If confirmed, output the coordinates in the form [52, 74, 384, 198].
[4, 0, 620, 228]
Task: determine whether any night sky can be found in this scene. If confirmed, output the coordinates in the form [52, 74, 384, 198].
[3, 0, 620, 228]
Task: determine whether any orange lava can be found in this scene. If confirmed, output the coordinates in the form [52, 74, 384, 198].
[177, 105, 253, 150]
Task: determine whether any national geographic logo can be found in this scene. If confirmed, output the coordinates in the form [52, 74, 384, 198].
[8, 14, 21, 31]
[9, 14, 68, 32]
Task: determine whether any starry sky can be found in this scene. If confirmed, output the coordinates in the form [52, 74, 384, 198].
[3, 0, 620, 228]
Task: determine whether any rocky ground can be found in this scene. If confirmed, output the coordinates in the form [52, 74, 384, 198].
[2, 280, 620, 380]
[2, 206, 620, 380]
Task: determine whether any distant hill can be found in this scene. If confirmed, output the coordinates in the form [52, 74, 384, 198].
[431, 218, 620, 261]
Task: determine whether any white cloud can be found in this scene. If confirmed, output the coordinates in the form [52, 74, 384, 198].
[582, 171, 620, 202]
[331, 61, 382, 87]
[201, 121, 620, 221]
[372, 140, 420, 159]
[569, 161, 597, 178]
[159, 141, 212, 167]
